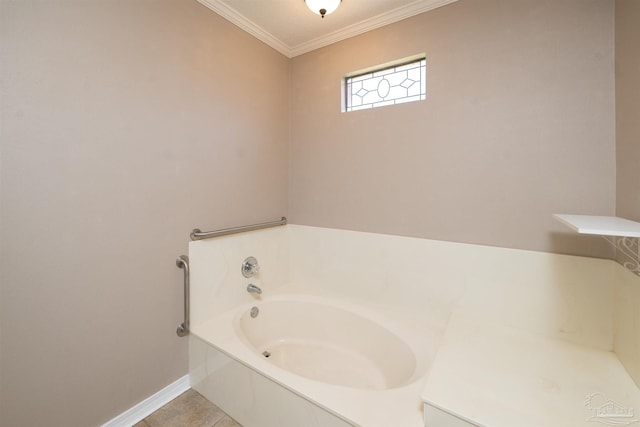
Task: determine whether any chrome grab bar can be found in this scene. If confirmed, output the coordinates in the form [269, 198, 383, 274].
[176, 255, 190, 337]
[190, 217, 287, 241]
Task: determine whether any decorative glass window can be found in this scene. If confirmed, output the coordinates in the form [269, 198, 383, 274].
[344, 55, 426, 112]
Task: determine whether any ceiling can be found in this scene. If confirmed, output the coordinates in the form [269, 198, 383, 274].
[196, 0, 459, 57]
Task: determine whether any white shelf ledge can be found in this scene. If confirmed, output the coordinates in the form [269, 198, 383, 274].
[553, 214, 640, 238]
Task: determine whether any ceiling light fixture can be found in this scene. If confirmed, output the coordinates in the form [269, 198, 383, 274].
[304, 0, 342, 19]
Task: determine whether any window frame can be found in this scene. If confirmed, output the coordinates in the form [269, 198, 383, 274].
[342, 54, 427, 112]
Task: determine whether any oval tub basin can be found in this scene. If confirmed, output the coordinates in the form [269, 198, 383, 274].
[235, 298, 420, 390]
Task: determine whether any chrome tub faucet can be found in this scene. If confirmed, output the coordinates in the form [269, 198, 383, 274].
[247, 283, 262, 295]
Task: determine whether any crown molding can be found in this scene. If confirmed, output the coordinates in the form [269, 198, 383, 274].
[197, 0, 459, 58]
[196, 0, 293, 57]
[290, 0, 459, 56]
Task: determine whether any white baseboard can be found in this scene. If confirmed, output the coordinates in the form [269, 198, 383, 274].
[101, 375, 190, 427]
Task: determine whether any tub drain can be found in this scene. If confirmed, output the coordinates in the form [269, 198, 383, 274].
[262, 351, 271, 358]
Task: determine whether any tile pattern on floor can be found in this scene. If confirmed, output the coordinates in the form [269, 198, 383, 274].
[134, 389, 242, 427]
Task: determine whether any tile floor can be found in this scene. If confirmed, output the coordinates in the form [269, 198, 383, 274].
[134, 389, 242, 427]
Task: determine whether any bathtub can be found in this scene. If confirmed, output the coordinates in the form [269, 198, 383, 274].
[189, 291, 438, 427]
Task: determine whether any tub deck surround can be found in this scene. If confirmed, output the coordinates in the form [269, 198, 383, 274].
[614, 265, 640, 388]
[189, 226, 290, 327]
[190, 290, 437, 427]
[422, 312, 640, 427]
[287, 225, 615, 351]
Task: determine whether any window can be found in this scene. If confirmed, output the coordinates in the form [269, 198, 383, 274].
[343, 55, 426, 112]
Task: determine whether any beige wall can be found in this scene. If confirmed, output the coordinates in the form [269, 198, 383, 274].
[614, 0, 640, 389]
[0, 1, 289, 425]
[289, 0, 616, 258]
[616, 0, 640, 221]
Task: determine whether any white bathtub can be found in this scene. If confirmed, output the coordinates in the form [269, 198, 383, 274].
[188, 225, 640, 427]
[190, 291, 438, 427]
